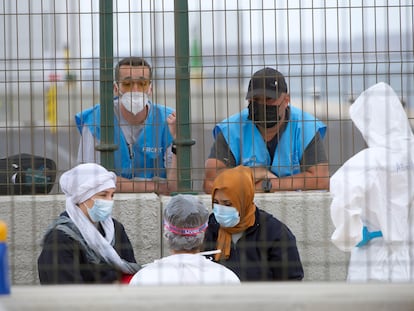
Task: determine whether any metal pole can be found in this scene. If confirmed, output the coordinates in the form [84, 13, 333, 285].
[96, 0, 117, 170]
[174, 0, 195, 193]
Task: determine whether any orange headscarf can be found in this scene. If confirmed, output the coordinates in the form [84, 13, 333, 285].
[212, 165, 256, 261]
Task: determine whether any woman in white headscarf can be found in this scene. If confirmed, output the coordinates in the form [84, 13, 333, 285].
[38, 163, 140, 284]
[330, 82, 414, 282]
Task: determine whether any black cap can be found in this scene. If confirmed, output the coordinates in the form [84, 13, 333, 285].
[245, 67, 288, 100]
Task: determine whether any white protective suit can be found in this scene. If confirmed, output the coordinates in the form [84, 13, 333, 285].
[330, 82, 414, 282]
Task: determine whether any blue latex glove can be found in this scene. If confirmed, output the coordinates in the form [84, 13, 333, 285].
[356, 226, 383, 247]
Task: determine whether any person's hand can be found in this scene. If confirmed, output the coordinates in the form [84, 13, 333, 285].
[251, 166, 277, 181]
[154, 179, 171, 195]
[167, 112, 176, 140]
[356, 226, 383, 248]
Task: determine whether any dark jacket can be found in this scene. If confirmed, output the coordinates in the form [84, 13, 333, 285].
[38, 211, 137, 284]
[204, 207, 304, 281]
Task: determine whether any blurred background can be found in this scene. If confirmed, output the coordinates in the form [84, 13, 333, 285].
[1, 0, 413, 193]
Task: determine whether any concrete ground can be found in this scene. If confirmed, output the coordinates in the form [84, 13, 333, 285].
[1, 283, 414, 311]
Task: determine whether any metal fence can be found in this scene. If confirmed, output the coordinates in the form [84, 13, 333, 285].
[0, 0, 413, 284]
[1, 1, 413, 193]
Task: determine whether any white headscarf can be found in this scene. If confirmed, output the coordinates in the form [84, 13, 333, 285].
[59, 163, 137, 274]
[60, 163, 117, 205]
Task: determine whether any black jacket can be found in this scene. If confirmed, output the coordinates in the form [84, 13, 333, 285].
[204, 207, 304, 281]
[38, 211, 137, 284]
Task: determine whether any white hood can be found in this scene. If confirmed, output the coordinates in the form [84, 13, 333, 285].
[349, 82, 414, 150]
[330, 83, 414, 281]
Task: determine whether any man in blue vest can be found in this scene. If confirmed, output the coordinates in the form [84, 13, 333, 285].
[203, 67, 329, 193]
[76, 57, 177, 194]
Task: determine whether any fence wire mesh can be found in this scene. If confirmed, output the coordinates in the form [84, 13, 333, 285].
[0, 0, 413, 285]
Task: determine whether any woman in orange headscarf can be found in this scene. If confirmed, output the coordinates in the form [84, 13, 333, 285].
[203, 165, 304, 281]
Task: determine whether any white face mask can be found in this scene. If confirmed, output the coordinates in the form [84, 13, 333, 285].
[86, 199, 114, 222]
[120, 91, 148, 115]
[213, 203, 240, 228]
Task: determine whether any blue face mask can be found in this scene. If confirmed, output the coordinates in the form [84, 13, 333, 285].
[213, 204, 240, 228]
[87, 199, 114, 222]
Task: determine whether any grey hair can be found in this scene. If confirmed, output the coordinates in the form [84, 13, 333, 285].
[163, 194, 209, 252]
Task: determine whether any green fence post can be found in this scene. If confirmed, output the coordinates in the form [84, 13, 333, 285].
[96, 0, 117, 170]
[174, 0, 195, 193]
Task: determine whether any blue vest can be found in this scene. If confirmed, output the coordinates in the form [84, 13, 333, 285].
[75, 102, 174, 179]
[213, 106, 326, 177]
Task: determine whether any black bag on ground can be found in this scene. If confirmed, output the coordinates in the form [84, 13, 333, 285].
[0, 153, 57, 195]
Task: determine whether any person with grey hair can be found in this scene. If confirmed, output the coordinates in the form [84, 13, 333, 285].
[129, 194, 240, 285]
